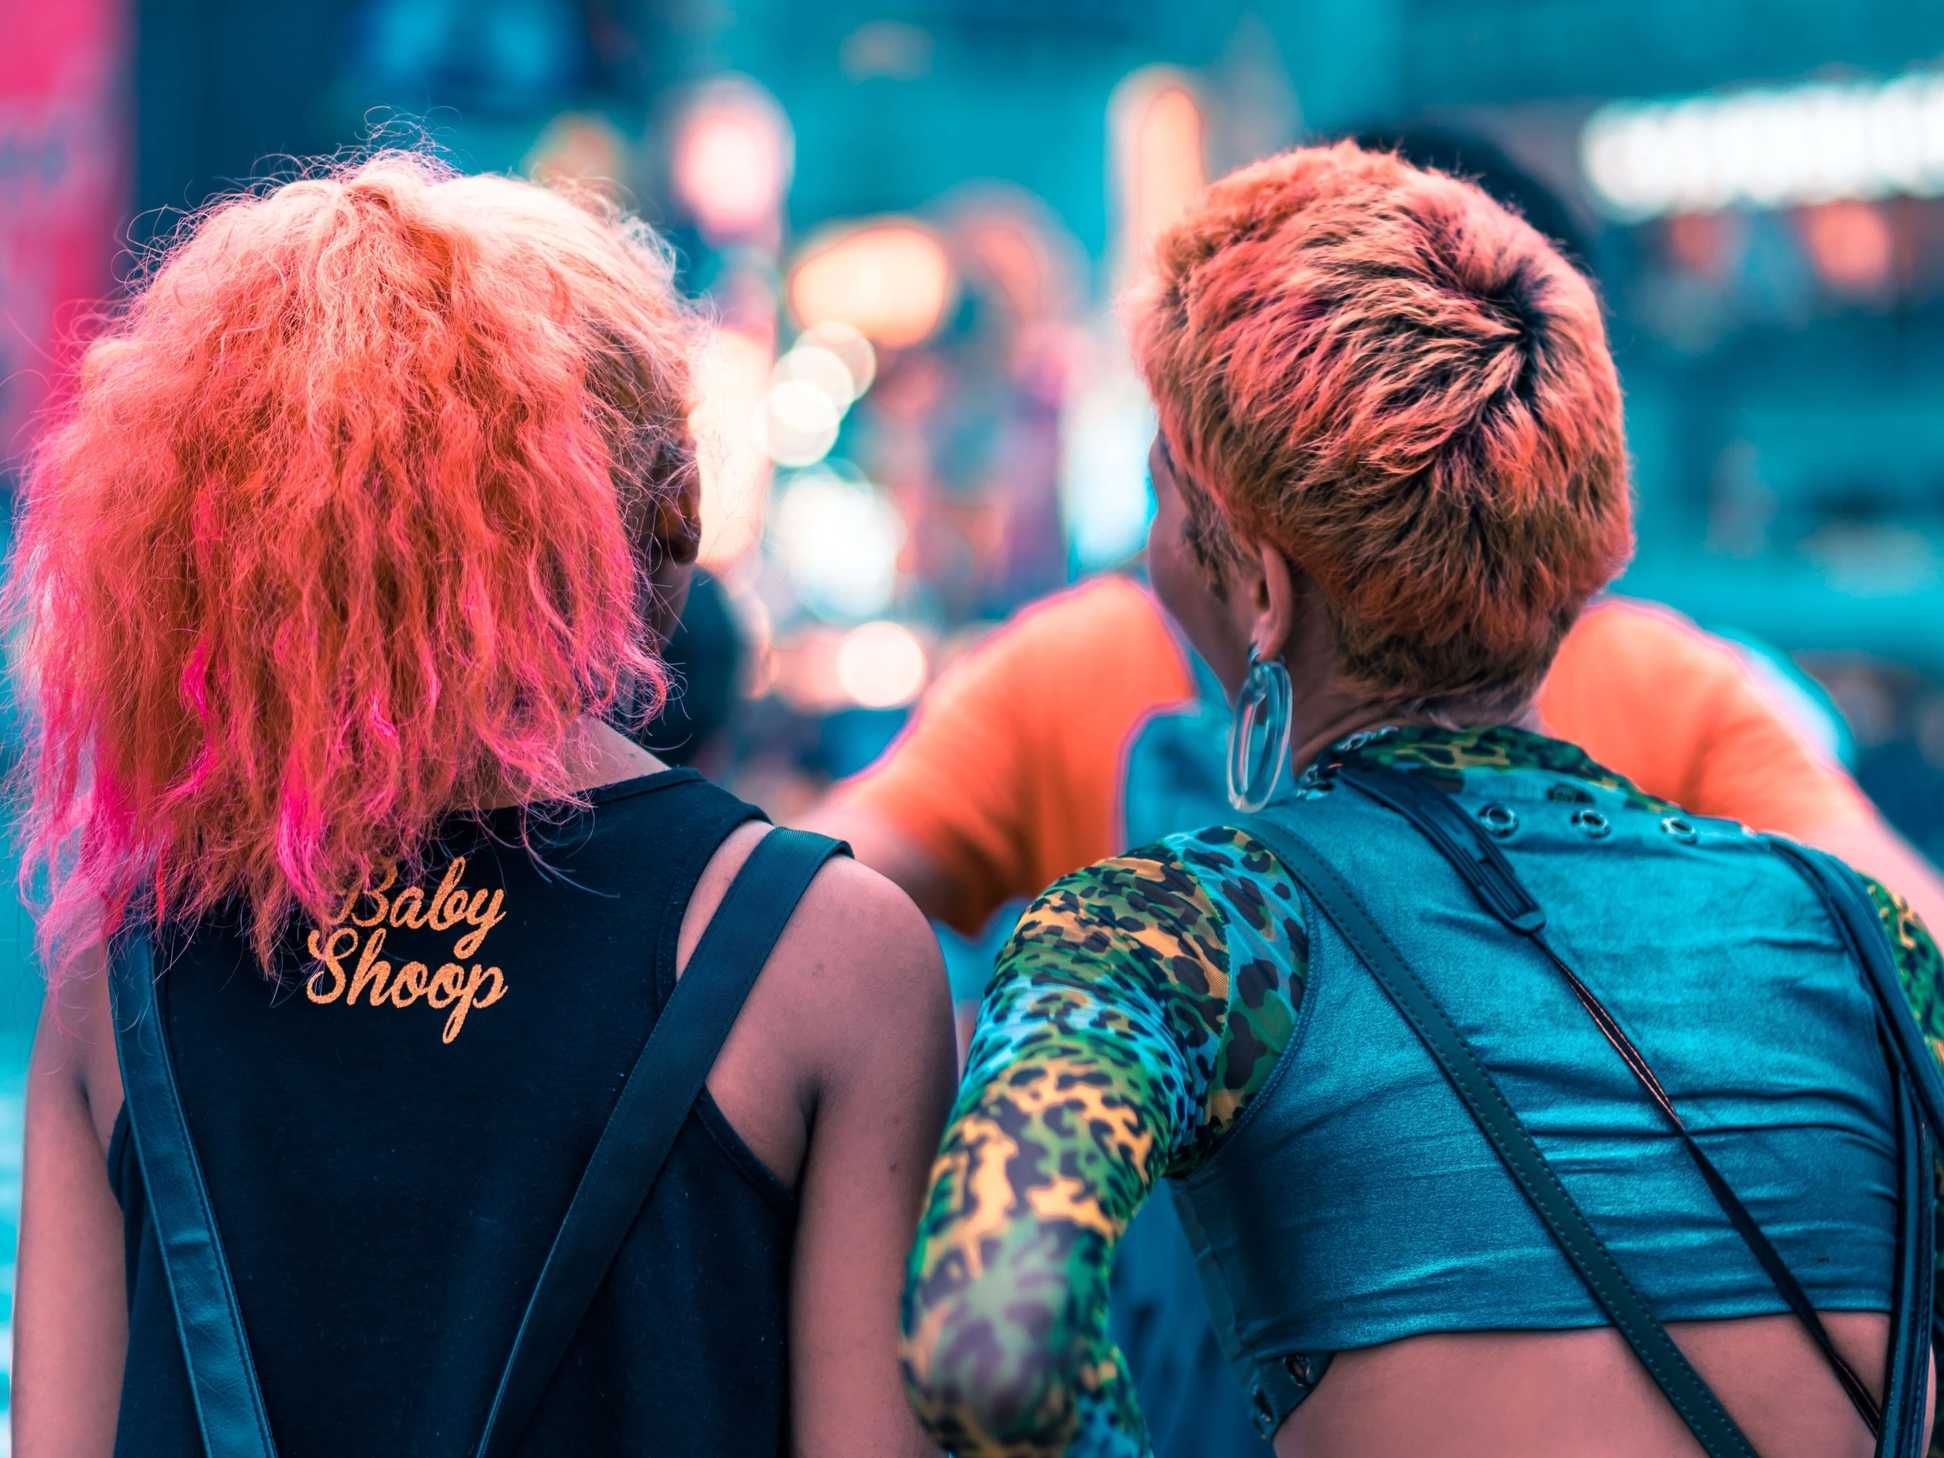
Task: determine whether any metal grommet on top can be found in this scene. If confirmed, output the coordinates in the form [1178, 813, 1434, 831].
[1476, 803, 1519, 839]
[1660, 815, 1698, 843]
[1570, 807, 1612, 840]
[1251, 1386, 1278, 1436]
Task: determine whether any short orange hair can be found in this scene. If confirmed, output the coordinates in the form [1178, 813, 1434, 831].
[1132, 140, 1632, 713]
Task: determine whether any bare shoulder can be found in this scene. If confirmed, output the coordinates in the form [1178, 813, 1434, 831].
[678, 824, 947, 1020]
[30, 942, 123, 1150]
[769, 851, 948, 1018]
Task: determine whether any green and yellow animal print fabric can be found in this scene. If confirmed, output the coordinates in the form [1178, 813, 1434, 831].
[899, 827, 1307, 1457]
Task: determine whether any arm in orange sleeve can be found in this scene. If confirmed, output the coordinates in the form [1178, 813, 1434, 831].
[1540, 597, 1944, 936]
[807, 621, 1047, 935]
[805, 577, 1195, 936]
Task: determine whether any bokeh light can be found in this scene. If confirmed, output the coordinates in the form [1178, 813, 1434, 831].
[835, 620, 929, 708]
[1110, 66, 1207, 274]
[786, 218, 957, 349]
[769, 467, 905, 619]
[1582, 69, 1944, 219]
[773, 343, 859, 412]
[800, 321, 877, 396]
[672, 75, 794, 241]
[691, 326, 774, 567]
[764, 378, 841, 467]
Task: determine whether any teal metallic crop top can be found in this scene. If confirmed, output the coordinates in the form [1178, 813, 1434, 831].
[900, 725, 1944, 1458]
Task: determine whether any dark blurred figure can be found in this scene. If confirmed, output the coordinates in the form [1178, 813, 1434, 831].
[1353, 125, 1595, 269]
[638, 569, 747, 777]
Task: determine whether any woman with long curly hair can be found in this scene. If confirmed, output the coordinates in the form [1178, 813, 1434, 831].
[900, 141, 1944, 1458]
[12, 153, 954, 1458]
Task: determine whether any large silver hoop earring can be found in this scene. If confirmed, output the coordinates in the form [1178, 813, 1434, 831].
[1227, 649, 1294, 813]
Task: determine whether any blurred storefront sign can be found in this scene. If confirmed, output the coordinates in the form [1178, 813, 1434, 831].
[0, 0, 126, 471]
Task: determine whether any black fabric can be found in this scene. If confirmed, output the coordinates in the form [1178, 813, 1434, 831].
[478, 827, 843, 1458]
[109, 933, 276, 1458]
[111, 769, 799, 1458]
[1772, 839, 1944, 1458]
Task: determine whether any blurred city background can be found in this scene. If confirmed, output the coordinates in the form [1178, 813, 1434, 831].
[5, 0, 1944, 1434]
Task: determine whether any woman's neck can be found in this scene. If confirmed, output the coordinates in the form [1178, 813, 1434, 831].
[1283, 696, 1541, 781]
[476, 717, 668, 810]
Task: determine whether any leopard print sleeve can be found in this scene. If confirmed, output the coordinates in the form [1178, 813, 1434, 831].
[900, 828, 1308, 1457]
[1861, 875, 1944, 1458]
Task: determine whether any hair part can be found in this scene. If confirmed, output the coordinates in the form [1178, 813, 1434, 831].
[1131, 139, 1632, 717]
[7, 149, 700, 984]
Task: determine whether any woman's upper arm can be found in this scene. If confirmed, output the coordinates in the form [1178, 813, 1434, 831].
[898, 831, 1309, 1458]
[786, 858, 958, 1458]
[16, 962, 128, 1458]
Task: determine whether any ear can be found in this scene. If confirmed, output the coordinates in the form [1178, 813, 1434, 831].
[1249, 540, 1300, 662]
[653, 468, 703, 567]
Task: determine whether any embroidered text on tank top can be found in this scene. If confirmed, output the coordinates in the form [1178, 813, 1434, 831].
[303, 857, 509, 1043]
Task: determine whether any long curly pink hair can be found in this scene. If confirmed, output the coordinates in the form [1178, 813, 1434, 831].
[8, 151, 697, 984]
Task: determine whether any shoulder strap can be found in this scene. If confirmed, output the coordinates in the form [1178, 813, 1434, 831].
[109, 934, 281, 1458]
[1771, 839, 1944, 1458]
[1770, 839, 1944, 1152]
[1237, 809, 1763, 1458]
[474, 826, 847, 1458]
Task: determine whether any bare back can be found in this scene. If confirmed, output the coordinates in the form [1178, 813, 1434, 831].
[1286, 1314, 1932, 1458]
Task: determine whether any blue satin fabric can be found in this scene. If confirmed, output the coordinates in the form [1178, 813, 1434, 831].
[1167, 761, 1899, 1428]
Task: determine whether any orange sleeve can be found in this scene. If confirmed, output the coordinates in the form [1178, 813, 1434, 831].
[1538, 598, 1873, 836]
[831, 577, 1195, 932]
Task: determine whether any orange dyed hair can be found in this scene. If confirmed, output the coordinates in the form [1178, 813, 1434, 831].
[8, 151, 697, 982]
[1131, 140, 1632, 712]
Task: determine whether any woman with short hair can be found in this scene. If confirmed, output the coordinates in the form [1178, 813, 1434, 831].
[13, 153, 955, 1458]
[901, 141, 1942, 1458]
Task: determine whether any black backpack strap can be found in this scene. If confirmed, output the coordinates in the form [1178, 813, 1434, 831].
[1237, 809, 1763, 1458]
[109, 934, 281, 1458]
[1770, 839, 1944, 1166]
[1881, 1076, 1935, 1458]
[474, 826, 847, 1458]
[1771, 838, 1944, 1458]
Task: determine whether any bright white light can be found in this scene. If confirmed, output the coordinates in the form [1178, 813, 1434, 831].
[764, 380, 840, 468]
[773, 344, 858, 412]
[1582, 69, 1944, 219]
[769, 469, 905, 619]
[1059, 364, 1158, 572]
[835, 620, 928, 708]
[691, 327, 774, 567]
[800, 320, 877, 397]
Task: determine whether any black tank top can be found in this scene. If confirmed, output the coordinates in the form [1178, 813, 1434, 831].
[109, 770, 794, 1457]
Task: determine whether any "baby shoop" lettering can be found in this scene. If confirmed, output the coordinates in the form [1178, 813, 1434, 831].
[304, 858, 508, 1044]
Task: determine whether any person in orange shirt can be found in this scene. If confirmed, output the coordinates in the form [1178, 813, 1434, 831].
[818, 572, 1944, 942]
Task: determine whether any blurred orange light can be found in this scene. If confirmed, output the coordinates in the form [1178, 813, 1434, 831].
[1799, 200, 1895, 295]
[787, 219, 957, 350]
[1110, 67, 1207, 274]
